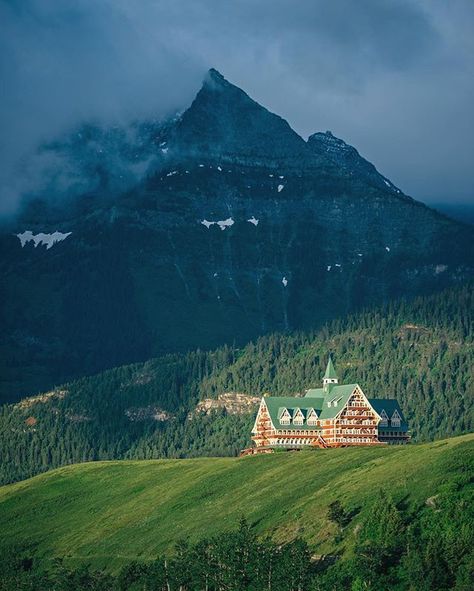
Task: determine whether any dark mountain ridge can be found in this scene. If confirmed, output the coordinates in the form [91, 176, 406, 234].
[1, 69, 473, 402]
[172, 68, 316, 165]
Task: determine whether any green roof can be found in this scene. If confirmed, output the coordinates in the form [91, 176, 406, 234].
[318, 384, 359, 419]
[305, 383, 358, 418]
[262, 385, 407, 431]
[369, 399, 408, 431]
[264, 397, 322, 431]
[305, 388, 325, 398]
[324, 356, 338, 380]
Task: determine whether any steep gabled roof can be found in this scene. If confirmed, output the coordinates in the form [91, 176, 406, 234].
[297, 383, 360, 419]
[277, 407, 291, 419]
[318, 384, 359, 419]
[264, 397, 322, 431]
[261, 385, 407, 432]
[369, 398, 408, 431]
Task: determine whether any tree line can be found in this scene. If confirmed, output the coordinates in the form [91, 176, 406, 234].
[0, 283, 472, 485]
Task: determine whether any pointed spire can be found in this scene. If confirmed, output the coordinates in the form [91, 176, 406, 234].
[323, 355, 338, 390]
[324, 356, 338, 380]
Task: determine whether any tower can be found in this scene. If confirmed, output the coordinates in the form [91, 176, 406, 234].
[323, 356, 338, 392]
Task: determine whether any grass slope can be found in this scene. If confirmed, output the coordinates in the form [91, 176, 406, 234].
[0, 434, 472, 571]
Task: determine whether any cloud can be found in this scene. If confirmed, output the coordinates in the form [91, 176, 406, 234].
[0, 0, 204, 215]
[0, 0, 473, 215]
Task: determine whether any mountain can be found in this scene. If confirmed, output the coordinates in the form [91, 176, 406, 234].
[172, 68, 314, 164]
[432, 202, 474, 225]
[1, 69, 474, 403]
[307, 130, 402, 193]
[0, 283, 472, 486]
[0, 433, 472, 578]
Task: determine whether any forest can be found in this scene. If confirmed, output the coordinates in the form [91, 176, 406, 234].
[0, 283, 472, 485]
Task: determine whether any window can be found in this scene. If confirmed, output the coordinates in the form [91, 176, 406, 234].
[379, 410, 388, 427]
[307, 408, 318, 425]
[293, 408, 304, 426]
[391, 410, 401, 427]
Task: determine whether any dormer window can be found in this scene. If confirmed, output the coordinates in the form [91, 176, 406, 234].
[279, 408, 291, 426]
[379, 410, 388, 427]
[293, 408, 304, 426]
[307, 408, 318, 426]
[391, 410, 401, 427]
[327, 396, 342, 408]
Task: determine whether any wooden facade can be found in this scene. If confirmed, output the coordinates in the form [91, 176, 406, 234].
[320, 387, 380, 446]
[246, 358, 410, 454]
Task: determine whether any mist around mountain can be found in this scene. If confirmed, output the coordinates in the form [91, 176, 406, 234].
[1, 69, 474, 403]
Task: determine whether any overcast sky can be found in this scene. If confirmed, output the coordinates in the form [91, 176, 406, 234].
[1, 0, 473, 215]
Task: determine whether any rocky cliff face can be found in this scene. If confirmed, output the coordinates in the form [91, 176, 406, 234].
[1, 69, 473, 402]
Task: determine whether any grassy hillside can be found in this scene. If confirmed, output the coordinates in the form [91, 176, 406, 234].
[0, 433, 472, 573]
[1, 283, 473, 486]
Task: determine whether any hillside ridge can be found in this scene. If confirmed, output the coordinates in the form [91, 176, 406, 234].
[0, 433, 471, 571]
[0, 282, 472, 486]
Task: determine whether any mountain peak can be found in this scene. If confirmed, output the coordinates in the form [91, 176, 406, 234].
[172, 69, 310, 165]
[204, 68, 227, 88]
[200, 68, 247, 100]
[307, 130, 401, 193]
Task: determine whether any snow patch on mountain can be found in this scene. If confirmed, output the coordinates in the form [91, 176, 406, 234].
[217, 218, 234, 230]
[200, 218, 235, 230]
[17, 231, 72, 249]
[247, 216, 259, 226]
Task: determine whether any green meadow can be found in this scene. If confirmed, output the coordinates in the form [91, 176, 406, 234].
[0, 433, 472, 572]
